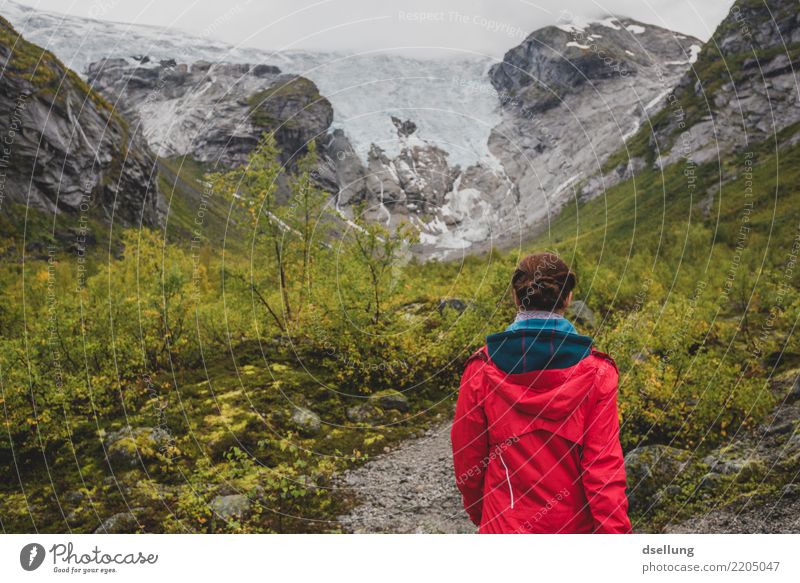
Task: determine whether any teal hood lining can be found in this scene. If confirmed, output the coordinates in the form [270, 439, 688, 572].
[486, 319, 593, 374]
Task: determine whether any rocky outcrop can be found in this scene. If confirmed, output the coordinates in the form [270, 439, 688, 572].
[646, 0, 800, 168]
[0, 17, 160, 228]
[322, 117, 514, 258]
[103, 426, 175, 468]
[624, 445, 694, 515]
[87, 58, 333, 168]
[324, 118, 461, 212]
[486, 18, 702, 231]
[489, 18, 697, 114]
[369, 389, 410, 413]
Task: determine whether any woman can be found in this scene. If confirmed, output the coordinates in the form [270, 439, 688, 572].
[451, 252, 631, 534]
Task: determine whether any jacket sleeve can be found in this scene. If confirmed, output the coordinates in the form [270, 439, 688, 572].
[451, 352, 489, 526]
[579, 360, 632, 533]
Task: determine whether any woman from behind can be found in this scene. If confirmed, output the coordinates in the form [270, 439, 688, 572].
[451, 252, 631, 533]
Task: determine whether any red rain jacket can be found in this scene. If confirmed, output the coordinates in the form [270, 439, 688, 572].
[451, 321, 631, 534]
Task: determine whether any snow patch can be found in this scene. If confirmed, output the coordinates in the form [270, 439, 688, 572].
[689, 44, 702, 64]
[556, 23, 586, 33]
[625, 49, 635, 56]
[566, 41, 591, 49]
[552, 173, 582, 195]
[622, 120, 640, 142]
[596, 18, 621, 30]
[625, 24, 646, 34]
[645, 88, 671, 112]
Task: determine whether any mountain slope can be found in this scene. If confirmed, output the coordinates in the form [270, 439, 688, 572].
[1, 1, 709, 258]
[0, 0, 499, 169]
[87, 58, 333, 168]
[485, 18, 702, 241]
[628, 0, 800, 170]
[0, 15, 160, 235]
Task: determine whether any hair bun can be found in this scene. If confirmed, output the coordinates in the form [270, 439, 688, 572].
[511, 252, 576, 311]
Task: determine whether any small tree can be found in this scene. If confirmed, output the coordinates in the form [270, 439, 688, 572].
[209, 133, 335, 332]
[209, 133, 290, 330]
[348, 204, 418, 325]
[283, 140, 333, 315]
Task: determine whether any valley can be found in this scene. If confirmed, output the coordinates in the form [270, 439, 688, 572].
[1, 0, 799, 534]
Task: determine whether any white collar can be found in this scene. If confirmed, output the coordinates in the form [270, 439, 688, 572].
[513, 310, 564, 322]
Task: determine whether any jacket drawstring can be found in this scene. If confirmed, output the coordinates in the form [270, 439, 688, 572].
[498, 450, 515, 509]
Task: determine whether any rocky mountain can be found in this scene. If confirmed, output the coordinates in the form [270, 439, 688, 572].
[87, 57, 333, 168]
[1, 0, 717, 257]
[0, 16, 160, 230]
[320, 118, 515, 253]
[485, 18, 702, 237]
[639, 0, 800, 170]
[0, 0, 499, 169]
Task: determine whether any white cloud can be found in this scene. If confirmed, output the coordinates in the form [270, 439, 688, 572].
[5, 0, 734, 57]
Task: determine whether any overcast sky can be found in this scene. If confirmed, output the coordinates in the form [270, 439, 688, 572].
[10, 0, 735, 57]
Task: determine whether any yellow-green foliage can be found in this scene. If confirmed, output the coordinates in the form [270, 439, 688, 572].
[2, 125, 798, 532]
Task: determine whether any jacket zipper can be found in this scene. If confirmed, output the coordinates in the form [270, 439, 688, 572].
[498, 450, 515, 509]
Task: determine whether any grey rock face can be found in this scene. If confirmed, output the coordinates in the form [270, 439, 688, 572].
[391, 116, 417, 137]
[651, 0, 800, 167]
[87, 58, 333, 168]
[579, 157, 646, 202]
[0, 18, 160, 228]
[486, 18, 702, 237]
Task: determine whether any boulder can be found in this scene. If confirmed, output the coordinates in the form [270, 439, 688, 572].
[104, 426, 173, 468]
[291, 406, 322, 436]
[781, 483, 800, 498]
[624, 445, 692, 514]
[786, 376, 800, 403]
[347, 403, 383, 424]
[94, 512, 138, 533]
[210, 494, 251, 521]
[437, 298, 467, 315]
[567, 300, 597, 328]
[369, 389, 410, 413]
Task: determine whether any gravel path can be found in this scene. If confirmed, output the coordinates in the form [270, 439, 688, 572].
[338, 375, 800, 534]
[337, 423, 475, 533]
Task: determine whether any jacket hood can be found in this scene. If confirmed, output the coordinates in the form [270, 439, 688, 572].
[485, 317, 595, 421]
